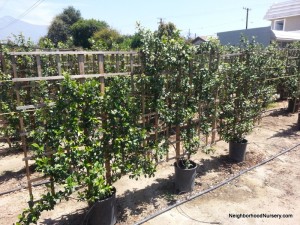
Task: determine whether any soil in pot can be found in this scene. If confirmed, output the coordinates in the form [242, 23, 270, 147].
[229, 139, 248, 162]
[87, 188, 117, 225]
[174, 159, 197, 194]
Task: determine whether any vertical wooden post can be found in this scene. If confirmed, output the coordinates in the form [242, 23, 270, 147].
[36, 55, 42, 77]
[130, 53, 134, 92]
[198, 103, 202, 140]
[175, 125, 180, 162]
[11, 55, 33, 197]
[98, 54, 104, 73]
[98, 54, 105, 92]
[11, 55, 17, 78]
[165, 126, 169, 162]
[211, 91, 218, 144]
[0, 52, 6, 73]
[56, 54, 62, 76]
[155, 112, 159, 163]
[142, 95, 148, 158]
[78, 54, 85, 75]
[116, 53, 120, 73]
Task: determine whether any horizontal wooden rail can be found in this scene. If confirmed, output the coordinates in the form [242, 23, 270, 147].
[8, 51, 138, 56]
[12, 72, 131, 82]
[16, 102, 55, 111]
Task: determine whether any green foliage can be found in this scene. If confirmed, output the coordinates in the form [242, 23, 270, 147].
[4, 24, 300, 225]
[71, 19, 108, 49]
[17, 74, 157, 224]
[92, 27, 123, 50]
[219, 38, 276, 143]
[130, 32, 143, 49]
[46, 6, 82, 46]
[156, 21, 178, 39]
[0, 34, 37, 148]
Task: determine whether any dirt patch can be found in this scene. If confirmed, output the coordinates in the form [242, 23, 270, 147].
[0, 101, 299, 225]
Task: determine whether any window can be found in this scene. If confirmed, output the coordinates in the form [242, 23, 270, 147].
[274, 20, 284, 31]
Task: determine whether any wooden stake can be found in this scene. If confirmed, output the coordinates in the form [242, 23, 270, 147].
[154, 112, 158, 163]
[175, 125, 180, 162]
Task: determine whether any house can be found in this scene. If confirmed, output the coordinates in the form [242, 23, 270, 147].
[264, 0, 300, 46]
[217, 0, 300, 47]
[191, 36, 206, 45]
[217, 26, 272, 46]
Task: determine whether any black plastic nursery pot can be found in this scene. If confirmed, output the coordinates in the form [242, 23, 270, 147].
[229, 139, 248, 162]
[88, 187, 117, 225]
[174, 159, 197, 193]
[287, 98, 299, 113]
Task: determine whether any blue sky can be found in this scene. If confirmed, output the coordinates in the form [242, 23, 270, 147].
[0, 0, 284, 37]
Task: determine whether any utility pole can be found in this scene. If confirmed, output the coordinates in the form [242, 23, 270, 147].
[187, 29, 191, 40]
[157, 18, 165, 25]
[243, 7, 251, 29]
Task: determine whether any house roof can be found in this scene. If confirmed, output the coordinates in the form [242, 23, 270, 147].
[191, 36, 206, 44]
[264, 0, 300, 20]
[272, 30, 300, 41]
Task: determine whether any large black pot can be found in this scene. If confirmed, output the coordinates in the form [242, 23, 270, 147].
[88, 188, 117, 225]
[229, 139, 248, 162]
[287, 98, 299, 113]
[174, 159, 197, 193]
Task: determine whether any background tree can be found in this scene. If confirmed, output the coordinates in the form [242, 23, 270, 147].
[46, 6, 82, 46]
[71, 19, 108, 49]
[156, 21, 178, 39]
[130, 32, 143, 49]
[92, 27, 123, 50]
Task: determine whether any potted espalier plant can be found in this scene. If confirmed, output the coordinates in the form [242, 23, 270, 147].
[17, 75, 156, 225]
[219, 40, 269, 162]
[140, 25, 200, 193]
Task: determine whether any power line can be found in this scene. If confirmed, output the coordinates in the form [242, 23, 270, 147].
[0, 0, 46, 31]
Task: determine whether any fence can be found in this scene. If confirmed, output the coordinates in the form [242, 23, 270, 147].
[1, 47, 300, 201]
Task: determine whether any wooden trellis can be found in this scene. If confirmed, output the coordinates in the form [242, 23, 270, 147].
[6, 49, 223, 199]
[10, 50, 140, 198]
[6, 47, 298, 200]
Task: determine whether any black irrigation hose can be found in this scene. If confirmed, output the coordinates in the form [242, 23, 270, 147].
[134, 142, 300, 225]
[0, 180, 50, 196]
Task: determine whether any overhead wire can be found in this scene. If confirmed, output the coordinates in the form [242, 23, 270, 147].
[0, 0, 46, 31]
